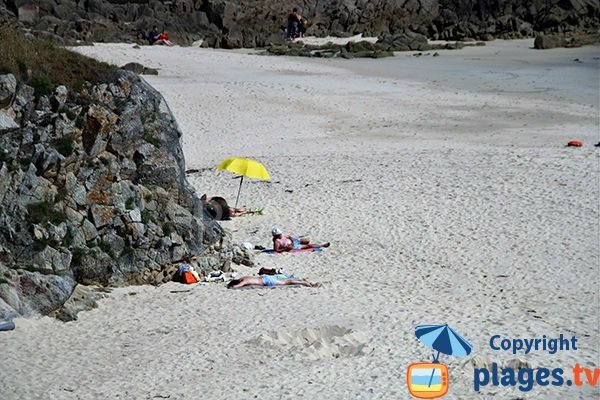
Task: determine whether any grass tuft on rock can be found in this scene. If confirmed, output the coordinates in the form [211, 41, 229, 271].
[0, 27, 119, 91]
[71, 248, 86, 267]
[52, 136, 74, 157]
[26, 202, 68, 225]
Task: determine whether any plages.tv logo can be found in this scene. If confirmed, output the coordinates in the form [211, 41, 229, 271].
[407, 324, 473, 399]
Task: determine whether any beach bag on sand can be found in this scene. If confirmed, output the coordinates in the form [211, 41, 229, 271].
[178, 264, 199, 284]
[182, 271, 199, 284]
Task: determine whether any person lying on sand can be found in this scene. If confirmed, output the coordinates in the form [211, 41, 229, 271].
[271, 227, 330, 253]
[201, 194, 263, 220]
[227, 275, 319, 289]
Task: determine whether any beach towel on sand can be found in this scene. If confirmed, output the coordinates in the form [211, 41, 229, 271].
[236, 283, 309, 290]
[232, 207, 264, 217]
[261, 247, 323, 254]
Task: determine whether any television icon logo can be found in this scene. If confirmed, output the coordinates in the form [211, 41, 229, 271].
[407, 362, 449, 399]
[408, 324, 473, 399]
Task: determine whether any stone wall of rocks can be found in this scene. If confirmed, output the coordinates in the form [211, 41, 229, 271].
[265, 34, 483, 59]
[1, 1, 598, 48]
[0, 71, 250, 320]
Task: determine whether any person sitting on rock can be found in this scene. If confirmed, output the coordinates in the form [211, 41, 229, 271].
[148, 26, 174, 46]
[227, 275, 319, 289]
[271, 226, 330, 253]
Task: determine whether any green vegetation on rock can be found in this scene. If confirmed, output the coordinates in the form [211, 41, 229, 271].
[26, 202, 67, 225]
[0, 27, 118, 90]
[71, 248, 86, 267]
[52, 136, 74, 157]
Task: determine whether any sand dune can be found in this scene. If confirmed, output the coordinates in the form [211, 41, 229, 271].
[1, 40, 598, 399]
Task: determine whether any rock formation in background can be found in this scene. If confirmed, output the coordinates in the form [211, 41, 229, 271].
[0, 70, 252, 320]
[0, 1, 598, 48]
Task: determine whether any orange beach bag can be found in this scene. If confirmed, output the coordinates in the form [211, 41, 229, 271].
[182, 271, 199, 284]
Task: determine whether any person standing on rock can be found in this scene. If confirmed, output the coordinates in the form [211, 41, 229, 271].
[287, 8, 302, 39]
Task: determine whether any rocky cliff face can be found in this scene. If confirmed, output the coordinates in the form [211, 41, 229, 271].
[1, 1, 598, 48]
[0, 71, 246, 320]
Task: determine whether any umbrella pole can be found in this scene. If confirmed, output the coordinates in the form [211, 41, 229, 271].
[427, 351, 440, 387]
[234, 176, 244, 211]
[427, 367, 436, 387]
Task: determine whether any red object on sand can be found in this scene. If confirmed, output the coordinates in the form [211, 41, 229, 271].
[182, 271, 198, 284]
[567, 141, 583, 147]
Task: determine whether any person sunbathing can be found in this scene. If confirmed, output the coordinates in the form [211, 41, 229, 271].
[271, 227, 330, 253]
[230, 207, 264, 217]
[201, 194, 263, 220]
[227, 275, 319, 289]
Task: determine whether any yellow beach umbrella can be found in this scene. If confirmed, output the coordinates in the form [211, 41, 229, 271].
[216, 157, 270, 209]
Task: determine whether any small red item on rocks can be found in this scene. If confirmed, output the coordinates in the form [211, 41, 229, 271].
[567, 141, 583, 147]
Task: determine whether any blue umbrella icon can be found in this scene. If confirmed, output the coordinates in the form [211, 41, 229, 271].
[415, 324, 473, 387]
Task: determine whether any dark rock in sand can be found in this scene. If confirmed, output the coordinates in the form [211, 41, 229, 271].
[377, 31, 432, 51]
[121, 62, 159, 75]
[534, 32, 600, 49]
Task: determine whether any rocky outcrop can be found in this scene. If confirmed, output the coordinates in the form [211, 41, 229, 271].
[534, 32, 600, 49]
[1, 1, 598, 48]
[0, 71, 248, 320]
[264, 33, 483, 59]
[120, 62, 159, 75]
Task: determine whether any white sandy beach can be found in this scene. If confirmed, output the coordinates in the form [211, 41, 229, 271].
[1, 39, 599, 399]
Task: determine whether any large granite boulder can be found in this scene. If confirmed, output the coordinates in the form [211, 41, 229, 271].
[0, 70, 241, 320]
